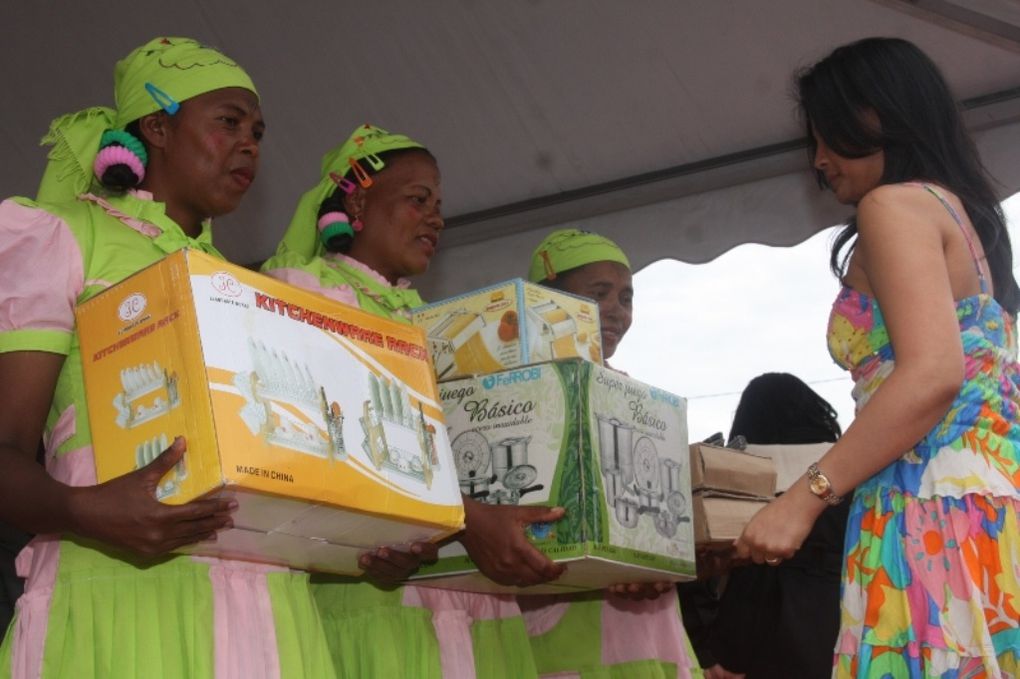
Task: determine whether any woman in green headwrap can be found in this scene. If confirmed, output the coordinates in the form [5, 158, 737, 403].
[519, 229, 703, 678]
[0, 38, 334, 678]
[262, 124, 568, 678]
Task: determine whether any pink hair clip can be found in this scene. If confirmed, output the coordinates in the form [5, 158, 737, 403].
[328, 172, 357, 195]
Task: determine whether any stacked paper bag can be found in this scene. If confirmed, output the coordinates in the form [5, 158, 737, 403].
[689, 443, 777, 546]
[743, 443, 833, 493]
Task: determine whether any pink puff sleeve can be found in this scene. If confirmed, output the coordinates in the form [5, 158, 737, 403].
[0, 199, 84, 354]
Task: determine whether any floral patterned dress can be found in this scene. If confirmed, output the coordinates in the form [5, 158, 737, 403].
[826, 184, 1020, 678]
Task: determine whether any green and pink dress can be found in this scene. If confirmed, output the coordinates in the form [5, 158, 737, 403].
[0, 191, 335, 679]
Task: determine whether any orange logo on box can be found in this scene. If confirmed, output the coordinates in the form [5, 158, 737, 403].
[118, 293, 147, 322]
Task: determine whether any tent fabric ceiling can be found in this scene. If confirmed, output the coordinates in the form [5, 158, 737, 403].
[3, 1, 1019, 299]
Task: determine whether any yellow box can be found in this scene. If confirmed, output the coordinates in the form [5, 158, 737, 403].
[412, 279, 602, 381]
[75, 249, 464, 574]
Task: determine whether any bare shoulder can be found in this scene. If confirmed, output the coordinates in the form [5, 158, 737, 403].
[857, 183, 954, 239]
[859, 182, 947, 211]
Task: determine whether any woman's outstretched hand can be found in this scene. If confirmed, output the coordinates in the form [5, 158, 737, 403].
[69, 436, 237, 556]
[458, 497, 566, 587]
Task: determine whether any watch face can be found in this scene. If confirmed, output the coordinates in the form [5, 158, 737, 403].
[809, 475, 830, 496]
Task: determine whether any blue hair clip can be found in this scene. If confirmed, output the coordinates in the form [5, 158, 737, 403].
[144, 82, 180, 115]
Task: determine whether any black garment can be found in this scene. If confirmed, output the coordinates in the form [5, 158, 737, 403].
[677, 578, 721, 668]
[0, 522, 29, 635]
[709, 502, 849, 679]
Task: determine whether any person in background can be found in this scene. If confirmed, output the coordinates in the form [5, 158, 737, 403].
[262, 124, 565, 678]
[704, 372, 846, 679]
[0, 37, 336, 677]
[520, 228, 703, 678]
[735, 37, 1020, 677]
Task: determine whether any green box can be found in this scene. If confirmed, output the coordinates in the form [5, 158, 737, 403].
[412, 359, 696, 592]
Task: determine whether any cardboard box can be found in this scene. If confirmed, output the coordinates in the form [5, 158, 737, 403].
[743, 443, 833, 493]
[689, 443, 777, 497]
[75, 249, 464, 574]
[412, 279, 602, 381]
[411, 359, 696, 593]
[692, 491, 770, 546]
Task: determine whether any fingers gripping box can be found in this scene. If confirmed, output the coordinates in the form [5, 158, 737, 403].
[411, 279, 603, 381]
[75, 249, 464, 574]
[412, 359, 696, 592]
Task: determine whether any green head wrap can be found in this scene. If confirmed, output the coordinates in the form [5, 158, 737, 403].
[527, 228, 631, 283]
[273, 124, 425, 260]
[37, 36, 257, 203]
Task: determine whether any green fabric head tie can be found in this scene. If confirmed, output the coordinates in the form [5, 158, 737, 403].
[270, 124, 426, 261]
[527, 228, 631, 282]
[37, 36, 257, 204]
[113, 37, 257, 127]
[99, 129, 148, 165]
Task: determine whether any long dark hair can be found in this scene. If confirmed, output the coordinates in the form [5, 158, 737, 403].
[797, 37, 1019, 314]
[319, 146, 436, 253]
[729, 373, 841, 445]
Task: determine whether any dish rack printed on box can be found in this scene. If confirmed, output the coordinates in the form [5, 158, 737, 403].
[113, 361, 181, 429]
[359, 372, 441, 489]
[134, 432, 187, 500]
[596, 414, 690, 540]
[450, 429, 544, 506]
[235, 338, 346, 461]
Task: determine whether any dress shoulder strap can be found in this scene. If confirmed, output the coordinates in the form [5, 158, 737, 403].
[917, 183, 988, 294]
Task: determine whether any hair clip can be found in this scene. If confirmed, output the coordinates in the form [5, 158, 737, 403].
[329, 172, 357, 195]
[347, 158, 373, 189]
[363, 152, 385, 171]
[144, 82, 180, 115]
[541, 250, 557, 280]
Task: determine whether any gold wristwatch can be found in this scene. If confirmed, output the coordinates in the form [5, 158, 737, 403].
[806, 463, 843, 505]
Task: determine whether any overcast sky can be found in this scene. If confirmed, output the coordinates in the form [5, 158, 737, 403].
[614, 192, 1020, 442]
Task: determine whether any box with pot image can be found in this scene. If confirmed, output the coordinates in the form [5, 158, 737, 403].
[411, 359, 696, 593]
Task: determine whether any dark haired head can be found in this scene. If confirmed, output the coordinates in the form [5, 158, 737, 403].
[729, 372, 841, 445]
[318, 146, 436, 254]
[797, 37, 1019, 313]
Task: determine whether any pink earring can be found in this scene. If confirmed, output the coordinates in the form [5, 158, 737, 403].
[352, 217, 364, 232]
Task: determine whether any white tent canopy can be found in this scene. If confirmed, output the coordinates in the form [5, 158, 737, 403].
[3, 0, 1019, 299]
